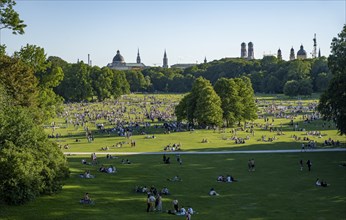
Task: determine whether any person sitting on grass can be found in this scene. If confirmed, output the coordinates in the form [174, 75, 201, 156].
[226, 175, 237, 182]
[80, 193, 93, 204]
[209, 188, 219, 196]
[80, 170, 94, 178]
[161, 187, 170, 195]
[176, 206, 186, 216]
[107, 165, 116, 173]
[167, 175, 182, 182]
[217, 175, 224, 182]
[99, 165, 107, 173]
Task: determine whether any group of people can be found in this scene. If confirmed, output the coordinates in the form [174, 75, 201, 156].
[99, 165, 116, 173]
[217, 175, 237, 183]
[167, 199, 194, 219]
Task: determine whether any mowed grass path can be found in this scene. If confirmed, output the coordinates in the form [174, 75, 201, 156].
[1, 152, 345, 220]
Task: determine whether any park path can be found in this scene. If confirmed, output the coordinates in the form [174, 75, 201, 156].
[64, 148, 346, 155]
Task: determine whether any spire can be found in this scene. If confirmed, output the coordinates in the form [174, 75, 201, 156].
[204, 57, 207, 64]
[289, 47, 295, 61]
[277, 48, 282, 61]
[136, 48, 141, 64]
[163, 50, 168, 68]
[318, 48, 321, 58]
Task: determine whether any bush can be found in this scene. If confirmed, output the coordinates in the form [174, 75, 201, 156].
[0, 106, 69, 205]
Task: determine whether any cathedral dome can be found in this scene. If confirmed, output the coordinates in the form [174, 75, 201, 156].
[113, 50, 125, 63]
[297, 45, 307, 56]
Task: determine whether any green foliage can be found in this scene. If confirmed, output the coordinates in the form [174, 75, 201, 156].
[283, 80, 300, 97]
[112, 69, 130, 98]
[235, 76, 258, 122]
[175, 77, 223, 127]
[0, 0, 26, 35]
[0, 105, 69, 205]
[214, 77, 243, 126]
[194, 84, 223, 127]
[56, 62, 93, 101]
[0, 55, 38, 108]
[318, 25, 346, 135]
[125, 70, 147, 92]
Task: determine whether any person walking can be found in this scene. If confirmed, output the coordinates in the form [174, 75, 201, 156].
[306, 159, 312, 171]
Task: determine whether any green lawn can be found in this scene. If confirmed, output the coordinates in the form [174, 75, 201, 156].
[1, 94, 345, 219]
[1, 152, 345, 219]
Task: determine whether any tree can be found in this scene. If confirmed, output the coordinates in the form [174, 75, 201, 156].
[90, 66, 112, 101]
[112, 70, 130, 99]
[318, 24, 346, 135]
[56, 62, 93, 101]
[175, 77, 223, 127]
[0, 55, 38, 108]
[283, 80, 299, 97]
[234, 76, 258, 123]
[214, 77, 243, 126]
[0, 105, 69, 205]
[14, 44, 64, 120]
[194, 85, 223, 127]
[0, 0, 26, 35]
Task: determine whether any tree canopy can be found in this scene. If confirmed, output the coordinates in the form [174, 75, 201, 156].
[0, 0, 26, 35]
[318, 24, 346, 135]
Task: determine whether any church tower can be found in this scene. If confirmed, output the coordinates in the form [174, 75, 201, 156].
[241, 42, 247, 58]
[163, 50, 168, 68]
[136, 49, 141, 64]
[318, 48, 321, 58]
[277, 48, 282, 61]
[247, 42, 254, 60]
[289, 47, 295, 61]
[204, 57, 207, 64]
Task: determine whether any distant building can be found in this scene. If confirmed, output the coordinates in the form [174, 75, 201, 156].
[107, 50, 146, 70]
[163, 50, 168, 68]
[241, 42, 247, 58]
[277, 48, 282, 60]
[297, 45, 307, 59]
[204, 57, 207, 64]
[247, 42, 254, 60]
[289, 47, 295, 61]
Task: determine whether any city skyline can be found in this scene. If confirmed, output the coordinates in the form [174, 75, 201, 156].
[1, 1, 345, 67]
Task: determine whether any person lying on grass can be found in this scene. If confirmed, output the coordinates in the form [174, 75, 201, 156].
[316, 178, 330, 187]
[209, 188, 219, 196]
[107, 165, 117, 173]
[167, 175, 182, 182]
[80, 170, 94, 178]
[161, 187, 170, 195]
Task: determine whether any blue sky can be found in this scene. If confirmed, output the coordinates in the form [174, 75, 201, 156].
[2, 1, 345, 67]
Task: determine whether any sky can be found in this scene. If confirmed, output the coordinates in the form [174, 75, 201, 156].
[1, 0, 345, 67]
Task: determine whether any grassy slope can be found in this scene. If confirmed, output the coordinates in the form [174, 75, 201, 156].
[1, 153, 345, 220]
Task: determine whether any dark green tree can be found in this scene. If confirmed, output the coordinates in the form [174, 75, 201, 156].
[283, 80, 300, 97]
[194, 84, 223, 127]
[234, 76, 258, 123]
[90, 66, 112, 101]
[112, 69, 130, 99]
[214, 77, 243, 126]
[318, 24, 346, 135]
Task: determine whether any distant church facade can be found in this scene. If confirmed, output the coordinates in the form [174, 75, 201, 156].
[107, 50, 146, 70]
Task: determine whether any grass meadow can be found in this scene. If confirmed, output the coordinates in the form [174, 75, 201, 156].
[0, 93, 345, 220]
